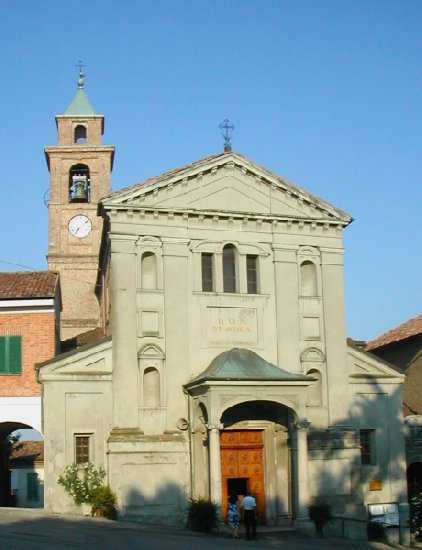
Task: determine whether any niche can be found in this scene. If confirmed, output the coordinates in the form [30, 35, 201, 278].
[301, 261, 318, 297]
[141, 252, 157, 290]
[143, 367, 160, 408]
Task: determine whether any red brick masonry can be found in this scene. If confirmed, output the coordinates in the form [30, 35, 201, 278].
[0, 312, 56, 396]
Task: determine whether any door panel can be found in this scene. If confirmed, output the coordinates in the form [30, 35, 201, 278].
[220, 430, 265, 522]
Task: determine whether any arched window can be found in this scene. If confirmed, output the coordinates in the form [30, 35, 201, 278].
[223, 244, 237, 293]
[301, 261, 318, 296]
[74, 125, 87, 144]
[69, 164, 90, 203]
[141, 252, 157, 289]
[306, 369, 322, 407]
[143, 367, 160, 408]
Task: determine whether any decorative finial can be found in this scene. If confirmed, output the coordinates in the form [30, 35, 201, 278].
[219, 119, 235, 152]
[75, 60, 86, 89]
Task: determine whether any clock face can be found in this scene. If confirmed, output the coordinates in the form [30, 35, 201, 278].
[68, 215, 92, 238]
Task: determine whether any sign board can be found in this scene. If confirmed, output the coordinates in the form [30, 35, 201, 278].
[369, 479, 383, 491]
[368, 503, 399, 526]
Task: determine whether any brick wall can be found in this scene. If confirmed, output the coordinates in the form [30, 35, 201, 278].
[0, 312, 56, 396]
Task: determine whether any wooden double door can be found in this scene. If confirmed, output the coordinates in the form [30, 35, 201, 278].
[220, 429, 265, 522]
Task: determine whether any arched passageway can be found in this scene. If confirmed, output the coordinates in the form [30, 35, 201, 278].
[0, 422, 44, 507]
[219, 400, 294, 525]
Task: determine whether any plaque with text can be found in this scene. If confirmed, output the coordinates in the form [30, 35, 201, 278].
[206, 307, 258, 345]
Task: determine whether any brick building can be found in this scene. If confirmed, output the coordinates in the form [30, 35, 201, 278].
[0, 271, 61, 434]
[0, 271, 60, 505]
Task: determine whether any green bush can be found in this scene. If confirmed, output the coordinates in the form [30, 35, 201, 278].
[58, 463, 106, 505]
[91, 485, 118, 519]
[58, 463, 117, 518]
[309, 500, 332, 535]
[187, 498, 217, 532]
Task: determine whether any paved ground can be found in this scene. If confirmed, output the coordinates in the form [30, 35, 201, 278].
[0, 508, 412, 549]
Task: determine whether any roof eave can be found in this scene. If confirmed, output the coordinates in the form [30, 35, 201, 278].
[184, 376, 315, 389]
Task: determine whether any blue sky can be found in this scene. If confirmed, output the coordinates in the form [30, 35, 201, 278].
[0, 0, 421, 341]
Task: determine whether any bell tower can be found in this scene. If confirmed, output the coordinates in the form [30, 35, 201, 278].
[45, 70, 115, 340]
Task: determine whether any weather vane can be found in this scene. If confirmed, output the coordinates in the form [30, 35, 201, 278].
[75, 60, 87, 89]
[219, 119, 235, 152]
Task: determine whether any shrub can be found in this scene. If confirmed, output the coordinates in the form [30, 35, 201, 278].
[91, 485, 118, 519]
[187, 498, 217, 532]
[309, 500, 332, 535]
[57, 463, 109, 508]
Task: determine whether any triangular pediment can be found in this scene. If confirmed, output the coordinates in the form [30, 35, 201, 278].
[347, 345, 403, 381]
[38, 339, 112, 379]
[103, 152, 352, 223]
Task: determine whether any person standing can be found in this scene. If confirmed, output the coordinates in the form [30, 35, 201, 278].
[227, 494, 240, 539]
[240, 492, 257, 540]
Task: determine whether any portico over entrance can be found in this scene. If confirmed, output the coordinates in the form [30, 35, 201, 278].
[185, 348, 315, 526]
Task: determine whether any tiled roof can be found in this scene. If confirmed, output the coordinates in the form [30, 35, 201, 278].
[186, 348, 313, 386]
[10, 441, 44, 464]
[0, 271, 58, 300]
[366, 314, 422, 351]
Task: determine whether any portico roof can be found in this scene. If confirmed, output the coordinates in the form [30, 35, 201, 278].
[186, 348, 313, 386]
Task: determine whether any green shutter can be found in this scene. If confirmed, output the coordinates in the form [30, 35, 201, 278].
[0, 336, 21, 374]
[0, 338, 5, 373]
[27, 472, 39, 501]
[8, 336, 22, 374]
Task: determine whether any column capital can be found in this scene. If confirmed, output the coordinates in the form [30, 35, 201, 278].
[208, 423, 223, 432]
[295, 419, 311, 431]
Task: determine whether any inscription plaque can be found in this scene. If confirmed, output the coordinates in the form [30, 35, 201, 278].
[206, 307, 258, 345]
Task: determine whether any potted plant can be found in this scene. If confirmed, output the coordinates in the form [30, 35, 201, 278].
[309, 500, 332, 536]
[187, 498, 218, 532]
[90, 485, 117, 519]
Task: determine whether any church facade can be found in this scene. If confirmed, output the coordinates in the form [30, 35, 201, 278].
[39, 80, 408, 535]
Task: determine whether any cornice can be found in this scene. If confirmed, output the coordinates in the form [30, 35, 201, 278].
[105, 206, 347, 235]
[45, 146, 115, 154]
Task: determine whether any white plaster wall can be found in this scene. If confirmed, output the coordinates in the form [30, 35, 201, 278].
[348, 382, 408, 506]
[40, 341, 113, 514]
[10, 465, 44, 508]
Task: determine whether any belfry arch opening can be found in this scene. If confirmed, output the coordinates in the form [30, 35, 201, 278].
[69, 164, 90, 203]
[74, 125, 87, 144]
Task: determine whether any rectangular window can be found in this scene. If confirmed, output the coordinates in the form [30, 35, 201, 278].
[75, 435, 90, 465]
[201, 253, 214, 292]
[246, 255, 258, 294]
[0, 336, 22, 374]
[26, 472, 39, 502]
[360, 429, 376, 465]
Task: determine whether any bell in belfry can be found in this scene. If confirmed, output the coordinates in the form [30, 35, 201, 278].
[71, 174, 88, 202]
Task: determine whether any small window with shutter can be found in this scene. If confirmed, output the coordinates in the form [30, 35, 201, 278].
[0, 336, 22, 374]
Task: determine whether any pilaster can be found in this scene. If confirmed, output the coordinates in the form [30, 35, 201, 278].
[110, 235, 139, 429]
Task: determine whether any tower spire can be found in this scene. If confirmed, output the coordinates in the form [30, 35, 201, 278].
[64, 62, 95, 116]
